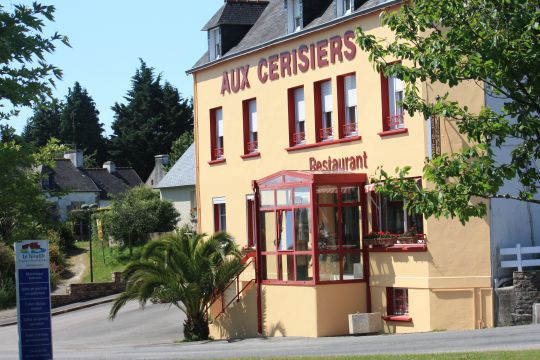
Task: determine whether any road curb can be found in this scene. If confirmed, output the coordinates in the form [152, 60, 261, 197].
[0, 296, 116, 327]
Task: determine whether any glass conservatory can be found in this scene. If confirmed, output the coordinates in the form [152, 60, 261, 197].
[253, 170, 368, 285]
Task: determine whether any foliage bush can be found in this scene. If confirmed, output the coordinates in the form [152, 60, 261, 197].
[0, 278, 16, 310]
[47, 221, 76, 251]
[0, 243, 15, 280]
[48, 242, 66, 274]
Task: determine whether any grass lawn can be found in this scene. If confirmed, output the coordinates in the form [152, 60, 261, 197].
[241, 350, 540, 360]
[76, 241, 143, 283]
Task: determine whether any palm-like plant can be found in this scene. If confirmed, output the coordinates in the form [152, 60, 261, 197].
[109, 228, 245, 341]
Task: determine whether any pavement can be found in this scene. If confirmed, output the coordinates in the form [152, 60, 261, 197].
[0, 294, 117, 327]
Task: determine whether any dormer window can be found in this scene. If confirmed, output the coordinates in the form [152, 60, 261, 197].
[337, 0, 354, 16]
[286, 0, 303, 33]
[208, 26, 221, 61]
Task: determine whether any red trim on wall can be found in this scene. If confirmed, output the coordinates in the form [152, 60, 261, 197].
[208, 158, 226, 165]
[287, 87, 300, 147]
[369, 244, 427, 252]
[380, 71, 390, 132]
[240, 152, 260, 159]
[247, 198, 255, 248]
[382, 315, 412, 322]
[285, 135, 361, 152]
[313, 81, 322, 143]
[377, 128, 409, 137]
[213, 204, 220, 232]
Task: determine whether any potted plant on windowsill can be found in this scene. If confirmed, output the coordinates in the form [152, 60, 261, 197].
[364, 231, 398, 247]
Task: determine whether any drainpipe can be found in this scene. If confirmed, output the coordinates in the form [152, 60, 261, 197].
[361, 186, 372, 312]
[253, 181, 263, 335]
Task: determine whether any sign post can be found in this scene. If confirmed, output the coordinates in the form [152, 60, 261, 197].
[15, 240, 53, 360]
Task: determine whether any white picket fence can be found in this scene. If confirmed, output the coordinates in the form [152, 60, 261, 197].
[500, 244, 540, 271]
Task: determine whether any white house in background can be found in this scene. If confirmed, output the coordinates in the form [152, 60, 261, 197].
[146, 154, 169, 188]
[155, 144, 196, 229]
[485, 91, 540, 286]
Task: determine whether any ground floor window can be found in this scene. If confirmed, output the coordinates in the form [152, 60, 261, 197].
[213, 197, 226, 232]
[387, 287, 409, 315]
[380, 196, 424, 235]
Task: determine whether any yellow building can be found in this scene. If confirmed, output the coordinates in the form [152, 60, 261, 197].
[187, 0, 492, 338]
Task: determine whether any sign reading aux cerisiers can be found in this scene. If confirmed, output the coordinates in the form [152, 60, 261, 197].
[221, 30, 357, 95]
[15, 240, 53, 360]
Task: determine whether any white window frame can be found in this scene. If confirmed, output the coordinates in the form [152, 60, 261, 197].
[209, 27, 221, 61]
[287, 0, 303, 33]
[213, 197, 226, 231]
[388, 76, 405, 129]
[337, 0, 354, 16]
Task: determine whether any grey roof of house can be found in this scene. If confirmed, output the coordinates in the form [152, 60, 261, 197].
[189, 0, 398, 72]
[202, 1, 269, 30]
[84, 169, 130, 200]
[155, 143, 195, 189]
[50, 159, 100, 192]
[115, 168, 144, 187]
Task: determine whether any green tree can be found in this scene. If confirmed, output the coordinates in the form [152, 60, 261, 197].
[109, 229, 244, 341]
[104, 186, 179, 256]
[355, 0, 540, 223]
[60, 82, 107, 164]
[166, 130, 193, 170]
[0, 136, 66, 244]
[110, 60, 193, 179]
[22, 98, 63, 147]
[0, 2, 69, 120]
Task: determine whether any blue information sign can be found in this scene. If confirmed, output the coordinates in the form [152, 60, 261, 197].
[15, 240, 53, 360]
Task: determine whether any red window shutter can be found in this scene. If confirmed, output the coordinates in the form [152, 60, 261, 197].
[242, 100, 250, 155]
[386, 287, 394, 315]
[214, 204, 220, 232]
[380, 71, 390, 131]
[287, 88, 296, 147]
[314, 81, 322, 143]
[247, 199, 255, 247]
[210, 109, 217, 160]
[337, 75, 345, 139]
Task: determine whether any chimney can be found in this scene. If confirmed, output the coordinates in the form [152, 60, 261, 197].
[64, 150, 84, 168]
[103, 161, 116, 173]
[155, 155, 169, 167]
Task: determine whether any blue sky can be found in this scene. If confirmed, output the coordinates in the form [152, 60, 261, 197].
[7, 1, 222, 135]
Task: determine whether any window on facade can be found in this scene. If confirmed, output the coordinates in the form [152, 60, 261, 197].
[213, 198, 226, 232]
[381, 70, 405, 131]
[243, 99, 258, 154]
[288, 87, 305, 146]
[387, 288, 409, 315]
[210, 107, 224, 160]
[208, 27, 221, 61]
[286, 0, 303, 33]
[380, 196, 424, 235]
[338, 73, 357, 138]
[315, 80, 333, 142]
[246, 197, 256, 248]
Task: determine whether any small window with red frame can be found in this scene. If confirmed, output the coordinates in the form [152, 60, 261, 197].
[381, 71, 405, 132]
[387, 287, 409, 315]
[314, 80, 333, 142]
[337, 73, 358, 138]
[210, 107, 224, 160]
[243, 99, 258, 154]
[288, 86, 306, 146]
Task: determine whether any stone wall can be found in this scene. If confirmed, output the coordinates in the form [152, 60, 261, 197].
[51, 272, 125, 308]
[511, 271, 540, 325]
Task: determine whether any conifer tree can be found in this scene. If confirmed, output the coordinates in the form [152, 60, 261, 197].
[22, 98, 63, 147]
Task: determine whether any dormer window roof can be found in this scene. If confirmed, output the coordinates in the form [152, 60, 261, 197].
[286, 0, 334, 34]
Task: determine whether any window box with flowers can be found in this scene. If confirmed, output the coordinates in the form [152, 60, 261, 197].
[364, 228, 426, 249]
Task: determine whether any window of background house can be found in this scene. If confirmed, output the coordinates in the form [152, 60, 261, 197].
[387, 287, 409, 315]
[289, 87, 305, 146]
[243, 99, 258, 154]
[213, 197, 226, 232]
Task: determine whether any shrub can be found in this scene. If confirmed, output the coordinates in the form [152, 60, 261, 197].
[0, 243, 15, 280]
[48, 242, 66, 274]
[47, 221, 76, 251]
[0, 278, 16, 309]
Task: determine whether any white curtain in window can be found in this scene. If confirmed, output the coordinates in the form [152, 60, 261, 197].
[388, 76, 404, 116]
[321, 81, 332, 112]
[294, 87, 305, 123]
[216, 108, 223, 137]
[344, 75, 356, 107]
[249, 100, 257, 132]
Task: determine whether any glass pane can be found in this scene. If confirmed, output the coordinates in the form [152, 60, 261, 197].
[317, 186, 337, 204]
[280, 254, 295, 281]
[294, 187, 310, 205]
[260, 211, 276, 252]
[284, 175, 306, 183]
[318, 253, 340, 281]
[318, 207, 338, 250]
[262, 255, 278, 280]
[382, 198, 405, 234]
[278, 210, 294, 251]
[296, 255, 313, 281]
[341, 186, 359, 202]
[294, 208, 312, 251]
[343, 252, 363, 280]
[276, 189, 292, 206]
[262, 176, 283, 186]
[342, 206, 360, 249]
[260, 190, 274, 207]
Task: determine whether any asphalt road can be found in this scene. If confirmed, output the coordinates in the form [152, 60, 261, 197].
[0, 301, 539, 359]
